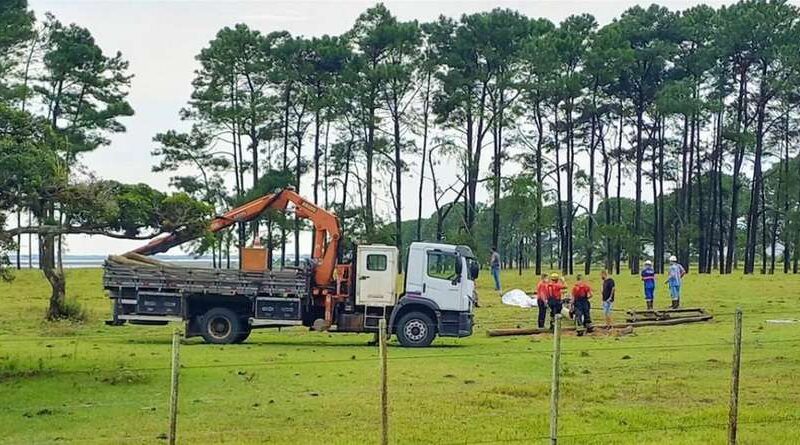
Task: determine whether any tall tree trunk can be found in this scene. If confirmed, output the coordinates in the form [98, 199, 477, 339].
[281, 84, 291, 268]
[782, 110, 791, 274]
[744, 89, 767, 274]
[658, 116, 666, 274]
[633, 104, 644, 275]
[651, 117, 660, 273]
[313, 108, 322, 205]
[553, 105, 565, 274]
[585, 87, 598, 275]
[601, 125, 612, 272]
[725, 68, 749, 274]
[365, 102, 376, 238]
[491, 88, 507, 251]
[324, 120, 331, 209]
[393, 101, 403, 273]
[16, 210, 21, 270]
[695, 113, 706, 274]
[340, 141, 353, 234]
[716, 107, 726, 273]
[534, 99, 544, 275]
[615, 109, 623, 275]
[294, 125, 303, 267]
[416, 72, 431, 242]
[565, 98, 574, 275]
[760, 182, 767, 275]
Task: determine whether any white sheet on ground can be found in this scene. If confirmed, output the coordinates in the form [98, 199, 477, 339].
[501, 289, 536, 308]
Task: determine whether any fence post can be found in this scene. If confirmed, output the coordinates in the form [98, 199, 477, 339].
[728, 308, 743, 445]
[169, 328, 181, 445]
[549, 314, 562, 445]
[378, 318, 389, 445]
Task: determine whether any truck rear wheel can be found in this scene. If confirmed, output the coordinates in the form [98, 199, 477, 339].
[200, 308, 243, 344]
[396, 311, 436, 347]
[233, 327, 252, 344]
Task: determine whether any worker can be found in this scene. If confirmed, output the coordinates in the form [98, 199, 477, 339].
[641, 259, 656, 310]
[600, 269, 615, 328]
[571, 274, 593, 335]
[667, 255, 686, 309]
[546, 273, 566, 331]
[490, 246, 501, 292]
[535, 273, 549, 329]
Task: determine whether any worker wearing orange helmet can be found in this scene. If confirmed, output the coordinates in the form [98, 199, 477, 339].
[546, 273, 566, 331]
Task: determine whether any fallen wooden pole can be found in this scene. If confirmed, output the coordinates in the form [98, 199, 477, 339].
[487, 315, 714, 337]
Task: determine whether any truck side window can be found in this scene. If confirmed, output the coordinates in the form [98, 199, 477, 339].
[366, 254, 387, 271]
[427, 252, 456, 280]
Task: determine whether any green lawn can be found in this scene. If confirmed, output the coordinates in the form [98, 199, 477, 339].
[0, 267, 799, 444]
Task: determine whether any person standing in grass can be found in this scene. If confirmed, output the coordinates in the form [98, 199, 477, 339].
[601, 269, 615, 328]
[546, 273, 566, 330]
[641, 260, 656, 310]
[667, 255, 686, 309]
[489, 246, 501, 292]
[571, 274, 593, 335]
[535, 274, 549, 329]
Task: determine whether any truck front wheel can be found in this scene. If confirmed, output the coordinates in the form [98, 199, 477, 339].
[200, 307, 243, 344]
[396, 311, 436, 347]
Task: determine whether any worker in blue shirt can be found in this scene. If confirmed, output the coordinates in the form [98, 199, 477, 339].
[641, 259, 656, 310]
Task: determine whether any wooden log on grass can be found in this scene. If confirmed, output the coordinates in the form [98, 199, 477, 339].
[486, 315, 714, 337]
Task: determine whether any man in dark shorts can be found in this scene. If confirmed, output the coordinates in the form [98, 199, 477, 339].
[601, 269, 615, 328]
[570, 274, 593, 336]
[546, 273, 566, 331]
[535, 274, 549, 329]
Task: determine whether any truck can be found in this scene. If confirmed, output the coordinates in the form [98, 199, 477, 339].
[104, 187, 479, 347]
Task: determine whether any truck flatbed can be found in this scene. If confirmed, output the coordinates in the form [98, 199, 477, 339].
[104, 258, 310, 297]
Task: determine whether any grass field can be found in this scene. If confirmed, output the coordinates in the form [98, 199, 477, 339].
[0, 267, 799, 444]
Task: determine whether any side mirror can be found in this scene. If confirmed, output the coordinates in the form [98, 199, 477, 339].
[455, 255, 463, 276]
[469, 261, 479, 280]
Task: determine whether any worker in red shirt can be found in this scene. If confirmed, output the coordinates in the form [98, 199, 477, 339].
[571, 274, 594, 336]
[535, 274, 549, 328]
[546, 273, 566, 331]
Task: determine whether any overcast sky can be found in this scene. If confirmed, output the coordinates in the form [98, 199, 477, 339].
[24, 0, 734, 256]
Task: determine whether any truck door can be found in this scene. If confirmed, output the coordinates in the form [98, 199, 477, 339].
[422, 249, 462, 311]
[356, 245, 398, 306]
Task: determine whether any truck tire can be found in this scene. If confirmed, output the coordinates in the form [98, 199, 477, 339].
[200, 307, 242, 344]
[233, 326, 252, 344]
[396, 311, 436, 347]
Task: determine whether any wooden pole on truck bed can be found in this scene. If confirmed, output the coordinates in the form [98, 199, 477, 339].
[168, 328, 181, 445]
[728, 308, 743, 445]
[549, 314, 562, 445]
[379, 318, 389, 445]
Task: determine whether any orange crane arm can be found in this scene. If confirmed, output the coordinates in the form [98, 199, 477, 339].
[129, 188, 341, 287]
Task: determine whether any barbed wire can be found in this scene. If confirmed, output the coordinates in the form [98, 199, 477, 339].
[4, 336, 799, 379]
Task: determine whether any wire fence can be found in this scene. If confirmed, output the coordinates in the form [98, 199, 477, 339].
[1, 309, 799, 444]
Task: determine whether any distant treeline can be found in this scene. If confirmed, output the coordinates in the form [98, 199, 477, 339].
[3, 1, 800, 302]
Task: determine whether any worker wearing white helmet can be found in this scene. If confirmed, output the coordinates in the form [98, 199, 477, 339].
[640, 259, 656, 310]
[667, 255, 686, 309]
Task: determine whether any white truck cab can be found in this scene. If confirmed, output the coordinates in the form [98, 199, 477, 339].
[355, 241, 478, 347]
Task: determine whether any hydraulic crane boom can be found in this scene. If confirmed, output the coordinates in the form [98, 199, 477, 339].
[130, 187, 341, 287]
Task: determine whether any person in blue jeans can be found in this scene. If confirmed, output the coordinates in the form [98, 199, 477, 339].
[667, 255, 686, 308]
[490, 246, 501, 292]
[641, 259, 656, 310]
